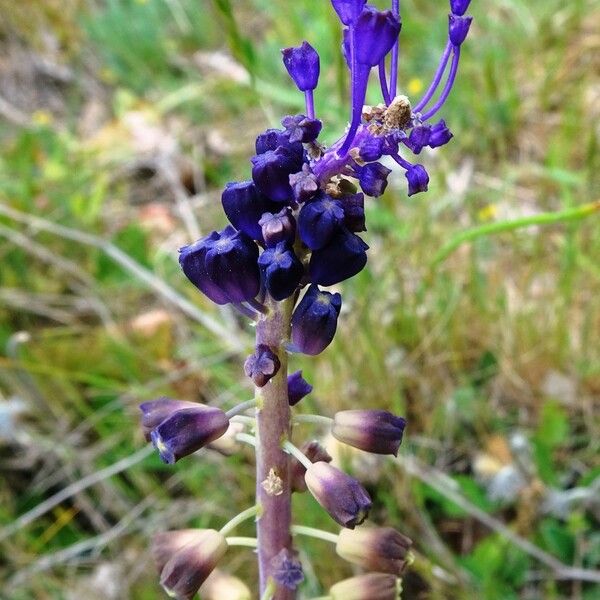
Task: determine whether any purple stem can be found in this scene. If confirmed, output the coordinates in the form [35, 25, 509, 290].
[420, 46, 461, 121]
[255, 296, 295, 600]
[413, 41, 452, 113]
[305, 89, 315, 119]
[389, 0, 400, 99]
[338, 62, 370, 157]
[378, 61, 392, 106]
[391, 152, 414, 170]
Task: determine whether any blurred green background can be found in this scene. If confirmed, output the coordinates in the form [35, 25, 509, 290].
[0, 0, 599, 598]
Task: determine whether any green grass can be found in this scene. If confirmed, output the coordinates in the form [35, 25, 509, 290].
[0, 0, 599, 598]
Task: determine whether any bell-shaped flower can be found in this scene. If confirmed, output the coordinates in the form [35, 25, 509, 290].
[281, 41, 320, 91]
[290, 284, 342, 355]
[331, 0, 366, 25]
[428, 119, 453, 149]
[251, 147, 303, 203]
[150, 406, 230, 464]
[357, 162, 392, 197]
[258, 242, 304, 301]
[289, 164, 319, 204]
[304, 461, 372, 528]
[332, 409, 406, 456]
[406, 124, 431, 155]
[139, 397, 204, 441]
[353, 7, 401, 68]
[329, 573, 401, 600]
[309, 229, 368, 286]
[282, 114, 322, 144]
[449, 14, 473, 46]
[291, 441, 331, 493]
[405, 164, 429, 196]
[287, 370, 313, 406]
[298, 195, 345, 250]
[259, 208, 296, 247]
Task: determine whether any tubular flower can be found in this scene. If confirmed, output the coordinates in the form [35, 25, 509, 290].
[329, 573, 402, 600]
[291, 440, 332, 493]
[139, 397, 203, 441]
[282, 41, 320, 91]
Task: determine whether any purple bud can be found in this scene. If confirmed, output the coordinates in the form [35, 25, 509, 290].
[341, 193, 366, 232]
[450, 0, 472, 16]
[304, 461, 372, 528]
[139, 397, 205, 441]
[289, 164, 319, 204]
[449, 14, 473, 46]
[244, 344, 281, 387]
[406, 124, 431, 155]
[258, 242, 304, 301]
[271, 548, 304, 590]
[298, 195, 345, 250]
[282, 114, 322, 144]
[357, 162, 392, 197]
[204, 226, 261, 303]
[256, 128, 302, 157]
[331, 0, 367, 25]
[259, 208, 296, 247]
[287, 370, 313, 406]
[221, 180, 278, 241]
[290, 284, 342, 356]
[428, 119, 453, 148]
[332, 409, 406, 456]
[358, 134, 384, 162]
[329, 573, 401, 600]
[336, 527, 413, 575]
[157, 529, 228, 600]
[282, 41, 320, 92]
[291, 440, 331, 492]
[353, 7, 401, 67]
[309, 229, 368, 286]
[251, 147, 303, 203]
[405, 164, 430, 196]
[150, 406, 229, 464]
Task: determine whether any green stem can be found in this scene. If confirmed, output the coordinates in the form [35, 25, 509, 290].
[236, 432, 257, 447]
[293, 414, 333, 427]
[219, 505, 260, 537]
[282, 440, 313, 470]
[226, 399, 257, 418]
[260, 579, 277, 600]
[431, 200, 600, 268]
[226, 536, 258, 548]
[291, 525, 339, 545]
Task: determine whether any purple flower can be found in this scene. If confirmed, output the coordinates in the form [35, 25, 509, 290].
[259, 208, 296, 247]
[329, 573, 401, 600]
[450, 0, 472, 16]
[289, 164, 319, 204]
[428, 119, 453, 148]
[304, 461, 372, 528]
[405, 164, 429, 196]
[139, 397, 204, 441]
[282, 41, 320, 91]
[271, 548, 304, 590]
[353, 7, 401, 68]
[258, 242, 304, 301]
[309, 229, 368, 286]
[244, 344, 281, 387]
[298, 195, 345, 250]
[336, 527, 413, 575]
[256, 128, 302, 158]
[357, 134, 384, 162]
[221, 180, 278, 241]
[156, 529, 228, 600]
[332, 409, 406, 456]
[282, 114, 322, 144]
[331, 0, 366, 25]
[356, 162, 392, 197]
[287, 370, 313, 406]
[290, 284, 342, 355]
[251, 147, 303, 203]
[406, 124, 432, 155]
[151, 406, 230, 464]
[449, 14, 473, 46]
[291, 440, 331, 493]
[341, 193, 366, 232]
[152, 529, 204, 573]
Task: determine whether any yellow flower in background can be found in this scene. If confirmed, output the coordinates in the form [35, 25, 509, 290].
[32, 110, 53, 126]
[478, 204, 498, 221]
[408, 77, 423, 96]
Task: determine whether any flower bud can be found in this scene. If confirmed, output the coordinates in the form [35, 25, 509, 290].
[244, 344, 281, 387]
[357, 162, 392, 197]
[258, 242, 304, 301]
[309, 229, 368, 286]
[200, 569, 251, 600]
[406, 124, 431, 155]
[331, 0, 367, 26]
[281, 41, 320, 92]
[450, 0, 471, 16]
[289, 164, 319, 204]
[298, 195, 345, 250]
[151, 406, 229, 464]
[158, 529, 228, 600]
[251, 147, 303, 203]
[448, 14, 473, 46]
[358, 134, 384, 162]
[304, 461, 372, 528]
[291, 440, 332, 492]
[428, 119, 453, 148]
[341, 193, 366, 232]
[203, 226, 261, 303]
[139, 397, 202, 441]
[405, 164, 429, 196]
[287, 370, 313, 406]
[152, 529, 205, 573]
[290, 285, 342, 356]
[353, 7, 401, 68]
[329, 573, 401, 600]
[259, 208, 296, 247]
[336, 527, 413, 574]
[221, 181, 278, 241]
[282, 114, 322, 144]
[332, 409, 406, 456]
